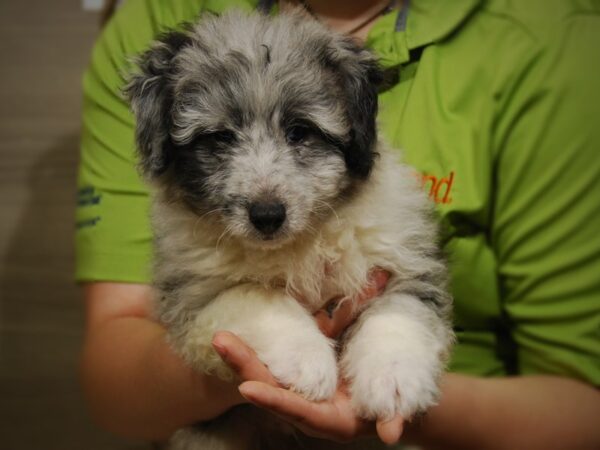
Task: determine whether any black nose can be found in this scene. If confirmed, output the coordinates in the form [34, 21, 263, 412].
[248, 201, 286, 235]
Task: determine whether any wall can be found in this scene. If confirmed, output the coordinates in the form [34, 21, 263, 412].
[0, 1, 152, 448]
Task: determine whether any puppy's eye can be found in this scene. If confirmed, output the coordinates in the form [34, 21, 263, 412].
[208, 130, 236, 145]
[286, 125, 310, 145]
[190, 130, 237, 149]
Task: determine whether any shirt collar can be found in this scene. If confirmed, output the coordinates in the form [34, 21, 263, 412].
[218, 0, 483, 68]
[367, 0, 483, 67]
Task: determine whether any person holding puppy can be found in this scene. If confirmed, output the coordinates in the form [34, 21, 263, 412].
[78, 0, 600, 448]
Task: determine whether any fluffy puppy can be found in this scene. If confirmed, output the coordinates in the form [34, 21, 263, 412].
[126, 9, 453, 450]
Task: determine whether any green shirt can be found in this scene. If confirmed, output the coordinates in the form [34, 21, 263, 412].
[76, 0, 600, 383]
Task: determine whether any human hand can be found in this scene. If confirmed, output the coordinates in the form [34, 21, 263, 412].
[212, 268, 405, 444]
[314, 268, 390, 339]
[212, 331, 404, 444]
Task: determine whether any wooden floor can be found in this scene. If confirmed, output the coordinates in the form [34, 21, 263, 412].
[0, 1, 151, 448]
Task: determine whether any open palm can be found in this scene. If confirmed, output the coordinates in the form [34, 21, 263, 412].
[210, 269, 404, 444]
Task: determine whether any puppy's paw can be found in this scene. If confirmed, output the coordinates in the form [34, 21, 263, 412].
[256, 331, 338, 401]
[344, 351, 441, 420]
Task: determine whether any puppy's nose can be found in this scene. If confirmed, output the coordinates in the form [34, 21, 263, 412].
[248, 201, 286, 234]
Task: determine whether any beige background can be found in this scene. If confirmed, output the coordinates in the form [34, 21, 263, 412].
[0, 0, 151, 448]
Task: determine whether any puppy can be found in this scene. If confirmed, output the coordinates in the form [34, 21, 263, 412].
[126, 9, 453, 450]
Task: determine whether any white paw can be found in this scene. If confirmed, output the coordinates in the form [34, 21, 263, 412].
[344, 350, 441, 420]
[255, 331, 338, 401]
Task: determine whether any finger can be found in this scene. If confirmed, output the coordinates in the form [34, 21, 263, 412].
[313, 310, 333, 336]
[371, 268, 391, 291]
[238, 381, 319, 423]
[315, 301, 355, 339]
[239, 381, 373, 441]
[315, 269, 391, 338]
[356, 268, 390, 305]
[376, 415, 404, 445]
[212, 331, 279, 386]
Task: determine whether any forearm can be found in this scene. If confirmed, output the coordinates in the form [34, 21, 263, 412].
[405, 373, 600, 450]
[80, 316, 243, 440]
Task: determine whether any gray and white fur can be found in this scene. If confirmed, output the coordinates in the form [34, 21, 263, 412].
[126, 9, 453, 450]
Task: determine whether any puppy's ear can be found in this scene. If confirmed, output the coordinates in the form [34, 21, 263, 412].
[124, 30, 192, 178]
[324, 39, 384, 179]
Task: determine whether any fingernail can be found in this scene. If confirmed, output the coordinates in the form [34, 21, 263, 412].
[212, 335, 228, 358]
[238, 383, 257, 402]
[378, 416, 403, 445]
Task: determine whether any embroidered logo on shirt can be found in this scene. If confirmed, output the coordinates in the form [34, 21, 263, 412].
[76, 186, 103, 230]
[417, 171, 455, 204]
[76, 216, 101, 229]
[77, 186, 102, 207]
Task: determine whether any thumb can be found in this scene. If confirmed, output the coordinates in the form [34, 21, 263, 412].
[376, 415, 404, 445]
[314, 298, 355, 338]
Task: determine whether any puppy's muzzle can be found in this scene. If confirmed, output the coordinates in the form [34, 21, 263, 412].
[248, 201, 286, 236]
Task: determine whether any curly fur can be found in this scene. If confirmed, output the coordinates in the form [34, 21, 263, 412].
[126, 9, 453, 450]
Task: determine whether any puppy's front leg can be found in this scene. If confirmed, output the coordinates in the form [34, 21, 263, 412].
[341, 292, 453, 420]
[177, 284, 338, 401]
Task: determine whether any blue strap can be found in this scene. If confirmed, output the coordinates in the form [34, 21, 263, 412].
[257, 0, 275, 14]
[395, 0, 409, 31]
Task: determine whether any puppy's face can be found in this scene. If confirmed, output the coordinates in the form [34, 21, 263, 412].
[126, 11, 382, 247]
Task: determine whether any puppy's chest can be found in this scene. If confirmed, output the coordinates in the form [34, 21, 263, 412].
[281, 262, 349, 312]
[239, 238, 370, 313]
